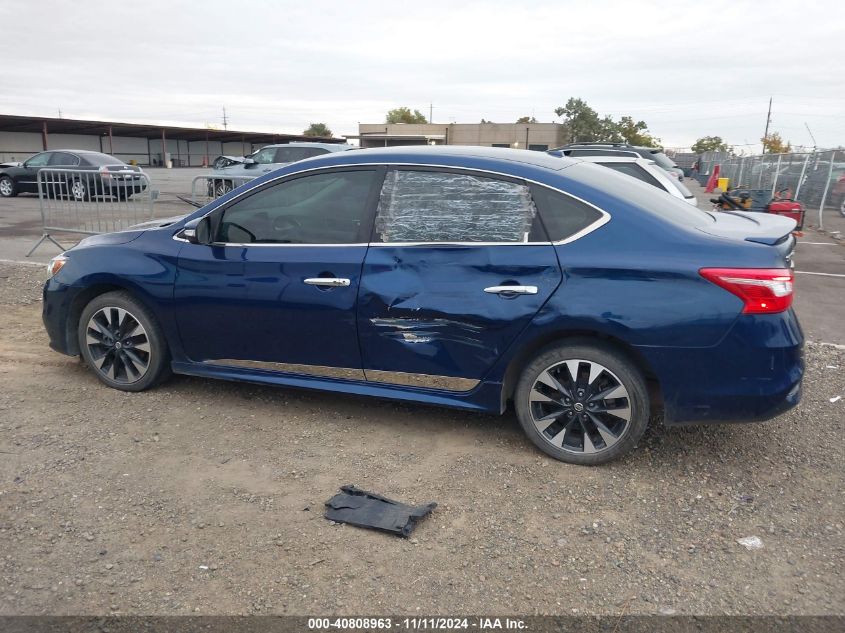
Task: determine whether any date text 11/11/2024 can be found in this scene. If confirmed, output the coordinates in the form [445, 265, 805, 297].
[307, 617, 528, 630]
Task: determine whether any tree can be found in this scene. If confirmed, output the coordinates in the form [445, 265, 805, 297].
[691, 136, 731, 154]
[303, 122, 332, 137]
[553, 97, 659, 146]
[516, 116, 537, 124]
[761, 132, 791, 154]
[616, 116, 660, 147]
[386, 107, 428, 124]
[554, 98, 603, 142]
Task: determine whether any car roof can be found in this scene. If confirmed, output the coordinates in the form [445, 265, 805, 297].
[259, 142, 355, 151]
[558, 142, 665, 152]
[574, 155, 654, 164]
[294, 145, 580, 172]
[47, 149, 114, 157]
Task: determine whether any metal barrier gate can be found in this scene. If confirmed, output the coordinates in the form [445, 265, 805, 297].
[28, 167, 155, 256]
[191, 174, 256, 207]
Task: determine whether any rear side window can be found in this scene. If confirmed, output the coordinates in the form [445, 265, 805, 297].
[274, 147, 328, 162]
[597, 162, 662, 188]
[531, 186, 604, 242]
[373, 170, 541, 243]
[81, 153, 125, 166]
[48, 152, 80, 166]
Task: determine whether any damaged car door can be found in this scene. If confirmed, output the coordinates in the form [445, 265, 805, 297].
[356, 167, 562, 392]
[174, 167, 384, 375]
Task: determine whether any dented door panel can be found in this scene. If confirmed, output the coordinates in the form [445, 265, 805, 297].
[357, 244, 562, 386]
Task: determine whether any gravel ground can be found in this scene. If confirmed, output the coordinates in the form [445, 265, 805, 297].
[0, 263, 843, 616]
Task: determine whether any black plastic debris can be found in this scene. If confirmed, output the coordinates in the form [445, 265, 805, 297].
[324, 485, 437, 538]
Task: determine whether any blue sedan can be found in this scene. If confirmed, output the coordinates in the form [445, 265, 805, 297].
[42, 146, 803, 464]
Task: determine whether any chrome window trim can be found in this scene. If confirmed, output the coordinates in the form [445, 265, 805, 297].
[174, 162, 612, 248]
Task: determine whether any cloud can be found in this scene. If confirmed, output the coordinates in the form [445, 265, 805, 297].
[1, 0, 842, 150]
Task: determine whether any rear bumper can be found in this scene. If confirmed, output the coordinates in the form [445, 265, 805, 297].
[638, 309, 804, 425]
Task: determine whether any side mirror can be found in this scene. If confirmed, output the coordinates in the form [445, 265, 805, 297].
[180, 216, 212, 245]
[243, 157, 256, 165]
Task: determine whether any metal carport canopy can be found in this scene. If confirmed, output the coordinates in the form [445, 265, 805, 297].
[0, 113, 341, 144]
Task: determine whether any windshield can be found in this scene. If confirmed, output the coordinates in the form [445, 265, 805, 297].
[565, 162, 712, 228]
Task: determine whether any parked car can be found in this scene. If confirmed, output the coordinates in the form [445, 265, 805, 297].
[42, 146, 802, 465]
[0, 150, 145, 200]
[208, 142, 357, 197]
[566, 155, 698, 205]
[548, 143, 685, 181]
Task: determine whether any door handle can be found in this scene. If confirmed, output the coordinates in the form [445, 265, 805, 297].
[304, 277, 351, 287]
[484, 285, 538, 295]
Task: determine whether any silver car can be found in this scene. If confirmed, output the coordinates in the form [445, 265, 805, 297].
[574, 155, 698, 206]
[209, 142, 356, 196]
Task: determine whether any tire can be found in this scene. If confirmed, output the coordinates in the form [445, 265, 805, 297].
[214, 180, 234, 198]
[77, 291, 171, 392]
[514, 340, 649, 465]
[839, 197, 845, 218]
[0, 175, 16, 197]
[70, 179, 89, 201]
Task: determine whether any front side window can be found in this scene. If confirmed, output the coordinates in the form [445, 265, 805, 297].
[251, 147, 277, 164]
[216, 170, 376, 244]
[373, 170, 540, 243]
[25, 153, 52, 168]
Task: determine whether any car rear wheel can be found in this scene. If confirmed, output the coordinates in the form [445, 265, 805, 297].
[0, 176, 16, 197]
[70, 179, 89, 201]
[77, 291, 171, 392]
[840, 197, 845, 218]
[514, 341, 649, 465]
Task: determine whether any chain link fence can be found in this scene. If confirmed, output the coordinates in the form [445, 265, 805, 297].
[695, 149, 844, 229]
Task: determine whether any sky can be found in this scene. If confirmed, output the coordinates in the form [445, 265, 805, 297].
[1, 0, 843, 153]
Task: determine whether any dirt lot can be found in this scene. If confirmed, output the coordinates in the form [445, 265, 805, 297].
[0, 262, 843, 617]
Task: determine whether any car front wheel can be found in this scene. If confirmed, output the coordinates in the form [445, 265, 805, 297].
[77, 291, 171, 392]
[0, 175, 16, 197]
[514, 341, 649, 465]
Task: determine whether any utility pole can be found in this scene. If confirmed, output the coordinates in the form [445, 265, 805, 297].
[429, 103, 433, 124]
[222, 106, 229, 130]
[57, 108, 62, 119]
[761, 97, 772, 153]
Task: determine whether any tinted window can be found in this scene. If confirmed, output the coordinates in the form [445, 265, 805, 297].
[274, 147, 329, 163]
[48, 152, 80, 166]
[216, 170, 376, 244]
[81, 153, 126, 166]
[597, 162, 662, 188]
[25, 153, 52, 167]
[373, 170, 541, 243]
[646, 151, 677, 169]
[531, 186, 604, 242]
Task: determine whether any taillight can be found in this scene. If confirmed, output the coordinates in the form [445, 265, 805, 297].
[699, 268, 794, 314]
[98, 166, 113, 180]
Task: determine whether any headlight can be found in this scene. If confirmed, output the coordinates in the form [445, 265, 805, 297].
[47, 254, 68, 277]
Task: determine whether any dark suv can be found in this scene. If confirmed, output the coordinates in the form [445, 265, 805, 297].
[548, 143, 684, 181]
